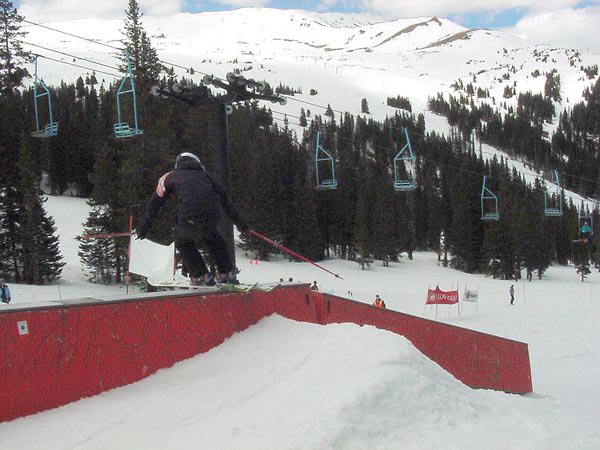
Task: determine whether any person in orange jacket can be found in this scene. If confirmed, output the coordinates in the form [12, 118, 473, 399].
[373, 294, 386, 309]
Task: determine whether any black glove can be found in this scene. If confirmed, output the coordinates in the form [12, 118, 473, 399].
[237, 222, 250, 234]
[136, 223, 150, 240]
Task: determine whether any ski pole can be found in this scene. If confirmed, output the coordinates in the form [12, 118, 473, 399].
[248, 230, 343, 279]
[81, 232, 133, 240]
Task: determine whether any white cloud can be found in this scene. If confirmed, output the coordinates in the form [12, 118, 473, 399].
[19, 0, 184, 22]
[508, 6, 600, 51]
[340, 0, 593, 18]
[143, 0, 184, 16]
[211, 0, 270, 6]
[318, 0, 600, 50]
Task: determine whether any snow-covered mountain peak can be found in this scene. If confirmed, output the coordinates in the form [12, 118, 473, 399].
[22, 7, 600, 131]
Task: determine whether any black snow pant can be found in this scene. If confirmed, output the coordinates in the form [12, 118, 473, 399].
[175, 217, 232, 277]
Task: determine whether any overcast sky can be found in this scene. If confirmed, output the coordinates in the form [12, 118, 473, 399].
[15, 0, 600, 51]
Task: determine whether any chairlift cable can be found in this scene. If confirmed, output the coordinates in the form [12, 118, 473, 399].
[35, 54, 121, 78]
[22, 19, 123, 51]
[18, 40, 120, 72]
[271, 116, 304, 128]
[21, 18, 225, 83]
[272, 110, 303, 120]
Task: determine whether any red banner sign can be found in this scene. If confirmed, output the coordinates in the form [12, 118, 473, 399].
[426, 287, 459, 305]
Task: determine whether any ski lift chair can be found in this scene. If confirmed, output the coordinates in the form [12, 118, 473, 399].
[113, 50, 143, 138]
[578, 207, 594, 238]
[31, 55, 58, 138]
[544, 170, 563, 217]
[393, 128, 417, 191]
[315, 131, 338, 190]
[481, 176, 499, 221]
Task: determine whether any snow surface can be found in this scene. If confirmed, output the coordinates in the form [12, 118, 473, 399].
[4, 8, 600, 447]
[1, 195, 600, 449]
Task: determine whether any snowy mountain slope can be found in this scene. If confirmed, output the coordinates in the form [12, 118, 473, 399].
[22, 8, 599, 125]
[21, 7, 600, 208]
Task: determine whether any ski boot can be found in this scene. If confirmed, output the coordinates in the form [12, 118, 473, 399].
[216, 271, 240, 285]
[190, 272, 216, 287]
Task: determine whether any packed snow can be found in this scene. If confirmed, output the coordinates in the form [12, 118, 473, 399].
[1, 195, 600, 449]
[4, 8, 600, 448]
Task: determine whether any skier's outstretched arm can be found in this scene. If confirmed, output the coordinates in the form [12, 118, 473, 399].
[207, 174, 248, 232]
[137, 173, 172, 239]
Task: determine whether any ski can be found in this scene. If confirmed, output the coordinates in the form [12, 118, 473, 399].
[148, 280, 280, 292]
[215, 282, 259, 293]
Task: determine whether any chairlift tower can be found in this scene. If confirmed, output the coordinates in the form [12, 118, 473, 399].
[151, 73, 286, 269]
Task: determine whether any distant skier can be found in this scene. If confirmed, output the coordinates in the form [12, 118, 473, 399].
[580, 221, 592, 242]
[0, 279, 11, 304]
[509, 284, 515, 305]
[137, 152, 249, 285]
[310, 281, 319, 291]
[373, 294, 386, 309]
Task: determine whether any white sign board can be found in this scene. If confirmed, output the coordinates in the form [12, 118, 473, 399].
[17, 321, 29, 335]
[129, 237, 175, 284]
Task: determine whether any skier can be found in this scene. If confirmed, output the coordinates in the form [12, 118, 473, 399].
[580, 221, 592, 242]
[310, 281, 319, 291]
[0, 279, 11, 304]
[509, 284, 515, 305]
[137, 152, 249, 285]
[373, 294, 386, 309]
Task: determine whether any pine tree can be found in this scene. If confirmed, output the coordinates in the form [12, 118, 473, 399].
[17, 140, 64, 283]
[78, 143, 127, 283]
[139, 31, 161, 84]
[324, 104, 334, 118]
[438, 162, 454, 266]
[0, 175, 20, 280]
[371, 169, 396, 264]
[449, 153, 484, 272]
[353, 190, 372, 270]
[299, 108, 307, 127]
[573, 241, 592, 282]
[544, 71, 561, 102]
[514, 179, 549, 278]
[78, 203, 118, 284]
[286, 171, 323, 261]
[361, 98, 370, 114]
[329, 113, 360, 259]
[480, 173, 516, 279]
[0, 1, 30, 94]
[119, 0, 162, 84]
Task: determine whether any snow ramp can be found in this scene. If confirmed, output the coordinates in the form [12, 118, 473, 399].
[0, 284, 532, 422]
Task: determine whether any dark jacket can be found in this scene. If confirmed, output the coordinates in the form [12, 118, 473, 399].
[1, 285, 11, 304]
[143, 159, 245, 234]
